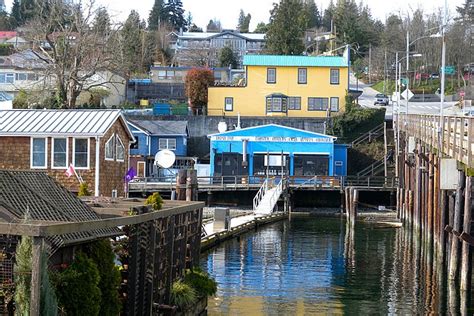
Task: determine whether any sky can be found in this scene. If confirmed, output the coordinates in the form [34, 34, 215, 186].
[3, 0, 466, 30]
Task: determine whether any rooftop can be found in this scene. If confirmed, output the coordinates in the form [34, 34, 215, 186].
[129, 119, 188, 136]
[178, 31, 265, 41]
[243, 55, 348, 67]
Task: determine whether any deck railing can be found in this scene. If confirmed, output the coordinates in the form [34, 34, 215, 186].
[399, 114, 474, 168]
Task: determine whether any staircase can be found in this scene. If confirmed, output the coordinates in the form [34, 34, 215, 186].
[356, 158, 385, 177]
[253, 178, 283, 216]
[351, 123, 384, 147]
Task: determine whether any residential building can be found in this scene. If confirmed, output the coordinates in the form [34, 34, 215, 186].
[0, 109, 134, 197]
[128, 119, 188, 177]
[174, 30, 265, 68]
[208, 124, 347, 179]
[208, 54, 350, 117]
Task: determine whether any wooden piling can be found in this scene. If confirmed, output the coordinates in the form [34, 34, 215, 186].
[460, 176, 472, 291]
[448, 170, 465, 280]
[176, 169, 187, 200]
[415, 144, 422, 231]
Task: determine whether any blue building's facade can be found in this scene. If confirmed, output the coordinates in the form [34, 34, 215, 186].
[209, 124, 347, 178]
[127, 120, 188, 177]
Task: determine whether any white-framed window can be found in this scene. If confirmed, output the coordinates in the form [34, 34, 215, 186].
[308, 97, 329, 111]
[15, 73, 27, 81]
[266, 96, 288, 113]
[51, 138, 68, 169]
[288, 97, 301, 110]
[137, 161, 146, 177]
[159, 138, 177, 150]
[267, 68, 276, 83]
[31, 138, 47, 169]
[330, 69, 340, 84]
[225, 97, 233, 111]
[0, 73, 14, 83]
[116, 135, 125, 162]
[105, 135, 115, 161]
[73, 138, 89, 169]
[298, 68, 307, 84]
[330, 97, 339, 112]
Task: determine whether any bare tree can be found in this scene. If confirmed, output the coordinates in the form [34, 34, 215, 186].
[23, 0, 123, 108]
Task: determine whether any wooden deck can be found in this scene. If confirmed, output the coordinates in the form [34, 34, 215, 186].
[128, 175, 398, 193]
[399, 114, 474, 168]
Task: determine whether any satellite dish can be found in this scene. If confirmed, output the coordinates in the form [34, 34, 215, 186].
[155, 150, 176, 168]
[217, 121, 227, 133]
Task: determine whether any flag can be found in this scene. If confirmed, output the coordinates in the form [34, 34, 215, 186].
[65, 164, 75, 178]
[125, 167, 136, 183]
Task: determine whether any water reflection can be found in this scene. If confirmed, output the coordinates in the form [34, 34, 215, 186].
[201, 218, 473, 315]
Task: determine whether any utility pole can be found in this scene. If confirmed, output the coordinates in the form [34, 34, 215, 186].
[368, 44, 372, 84]
[406, 30, 410, 115]
[383, 49, 387, 95]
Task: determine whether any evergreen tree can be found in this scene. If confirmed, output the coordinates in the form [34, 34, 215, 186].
[254, 22, 269, 33]
[40, 252, 58, 316]
[0, 11, 11, 30]
[10, 0, 21, 28]
[148, 0, 167, 30]
[303, 0, 321, 29]
[206, 19, 221, 32]
[92, 6, 111, 36]
[14, 236, 32, 316]
[237, 9, 251, 33]
[322, 0, 335, 31]
[122, 10, 144, 75]
[19, 0, 36, 25]
[219, 46, 237, 68]
[265, 0, 306, 55]
[167, 0, 187, 31]
[333, 0, 361, 46]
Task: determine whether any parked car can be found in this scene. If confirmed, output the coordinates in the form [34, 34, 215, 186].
[374, 93, 389, 106]
[430, 73, 440, 79]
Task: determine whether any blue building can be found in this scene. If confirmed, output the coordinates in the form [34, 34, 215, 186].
[208, 124, 347, 178]
[127, 119, 188, 177]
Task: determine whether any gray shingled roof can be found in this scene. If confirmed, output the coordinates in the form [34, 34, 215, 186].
[0, 170, 119, 245]
[0, 109, 134, 139]
[129, 120, 188, 136]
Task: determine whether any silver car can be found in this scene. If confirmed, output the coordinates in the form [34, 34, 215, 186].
[374, 94, 389, 106]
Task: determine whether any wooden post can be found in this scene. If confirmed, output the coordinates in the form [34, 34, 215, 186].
[345, 187, 350, 220]
[30, 237, 44, 316]
[185, 169, 197, 201]
[438, 190, 447, 262]
[427, 152, 434, 243]
[176, 169, 187, 201]
[433, 154, 439, 248]
[415, 144, 422, 231]
[449, 170, 465, 280]
[351, 189, 359, 226]
[460, 176, 472, 291]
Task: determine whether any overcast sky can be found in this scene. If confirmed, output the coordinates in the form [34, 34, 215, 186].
[3, 0, 466, 30]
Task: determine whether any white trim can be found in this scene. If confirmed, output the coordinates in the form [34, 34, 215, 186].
[207, 123, 337, 140]
[95, 136, 100, 197]
[30, 137, 48, 169]
[105, 134, 115, 161]
[292, 152, 331, 155]
[51, 137, 69, 169]
[127, 121, 150, 135]
[72, 138, 90, 170]
[116, 135, 125, 162]
[211, 135, 333, 143]
[159, 138, 177, 150]
[253, 151, 290, 155]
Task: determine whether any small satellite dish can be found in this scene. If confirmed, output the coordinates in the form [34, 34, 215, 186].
[217, 121, 227, 133]
[155, 150, 176, 168]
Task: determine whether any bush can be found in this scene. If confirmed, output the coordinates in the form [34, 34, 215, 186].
[78, 182, 91, 197]
[170, 280, 197, 310]
[54, 253, 101, 316]
[184, 267, 217, 297]
[145, 192, 163, 210]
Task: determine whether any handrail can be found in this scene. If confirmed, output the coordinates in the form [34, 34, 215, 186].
[356, 158, 385, 177]
[351, 123, 384, 147]
[253, 178, 268, 211]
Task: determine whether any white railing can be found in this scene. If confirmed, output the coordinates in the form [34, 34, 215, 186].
[267, 179, 283, 212]
[253, 178, 268, 211]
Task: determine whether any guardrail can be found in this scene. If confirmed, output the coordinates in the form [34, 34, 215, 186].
[399, 114, 474, 168]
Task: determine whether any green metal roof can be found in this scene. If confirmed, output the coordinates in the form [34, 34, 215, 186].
[243, 55, 348, 67]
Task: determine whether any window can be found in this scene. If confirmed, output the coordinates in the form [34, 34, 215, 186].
[266, 96, 288, 113]
[158, 71, 166, 79]
[298, 68, 307, 84]
[224, 97, 233, 111]
[131, 138, 139, 150]
[0, 73, 14, 83]
[330, 69, 340, 84]
[52, 138, 68, 168]
[105, 135, 115, 160]
[15, 73, 27, 81]
[267, 68, 276, 83]
[308, 97, 329, 111]
[137, 161, 146, 177]
[159, 138, 177, 150]
[116, 136, 125, 161]
[27, 73, 37, 81]
[31, 138, 47, 169]
[330, 97, 339, 112]
[288, 97, 301, 110]
[73, 138, 89, 169]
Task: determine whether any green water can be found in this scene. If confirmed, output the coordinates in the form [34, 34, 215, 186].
[201, 217, 473, 315]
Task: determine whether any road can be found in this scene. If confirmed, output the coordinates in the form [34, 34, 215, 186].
[349, 74, 457, 116]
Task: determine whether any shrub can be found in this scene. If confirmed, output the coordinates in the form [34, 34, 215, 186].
[145, 192, 163, 210]
[184, 267, 217, 297]
[170, 280, 197, 310]
[14, 236, 32, 315]
[54, 252, 101, 316]
[78, 182, 91, 197]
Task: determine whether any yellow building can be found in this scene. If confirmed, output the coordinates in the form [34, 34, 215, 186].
[208, 54, 349, 117]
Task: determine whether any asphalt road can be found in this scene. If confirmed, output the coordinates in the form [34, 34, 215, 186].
[349, 74, 457, 116]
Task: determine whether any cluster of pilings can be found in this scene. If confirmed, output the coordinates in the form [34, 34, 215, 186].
[396, 137, 473, 304]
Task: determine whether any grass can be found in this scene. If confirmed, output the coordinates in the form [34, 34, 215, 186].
[372, 78, 459, 95]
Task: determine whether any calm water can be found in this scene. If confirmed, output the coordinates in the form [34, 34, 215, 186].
[201, 217, 473, 315]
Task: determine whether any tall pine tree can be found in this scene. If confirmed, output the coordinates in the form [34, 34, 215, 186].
[303, 0, 321, 29]
[10, 0, 21, 28]
[122, 10, 144, 75]
[265, 0, 306, 55]
[167, 0, 187, 31]
[237, 9, 251, 33]
[148, 0, 167, 30]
